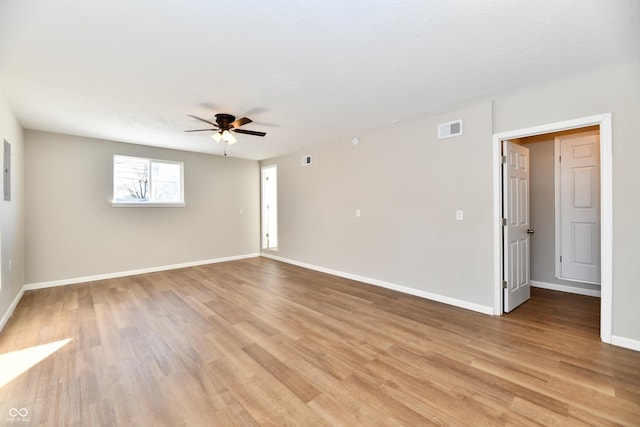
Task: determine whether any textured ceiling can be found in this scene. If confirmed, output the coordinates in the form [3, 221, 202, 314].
[0, 0, 638, 160]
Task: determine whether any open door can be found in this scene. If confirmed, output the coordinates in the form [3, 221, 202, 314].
[503, 140, 531, 312]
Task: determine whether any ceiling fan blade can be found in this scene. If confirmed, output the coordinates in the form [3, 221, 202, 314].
[232, 128, 266, 137]
[230, 117, 252, 128]
[184, 128, 217, 132]
[187, 114, 218, 127]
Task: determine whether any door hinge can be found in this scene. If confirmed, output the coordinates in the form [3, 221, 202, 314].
[501, 218, 507, 226]
[503, 280, 508, 289]
[559, 256, 562, 263]
[559, 155, 561, 163]
[501, 155, 506, 164]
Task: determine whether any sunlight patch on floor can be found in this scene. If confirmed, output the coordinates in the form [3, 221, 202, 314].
[0, 338, 72, 388]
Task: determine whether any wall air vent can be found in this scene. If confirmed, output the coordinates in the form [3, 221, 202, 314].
[301, 155, 312, 166]
[438, 119, 463, 139]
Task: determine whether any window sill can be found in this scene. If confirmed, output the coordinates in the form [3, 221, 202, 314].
[112, 202, 186, 208]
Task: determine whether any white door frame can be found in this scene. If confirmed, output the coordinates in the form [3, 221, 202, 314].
[492, 113, 612, 343]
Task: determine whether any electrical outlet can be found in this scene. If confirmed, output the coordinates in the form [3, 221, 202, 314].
[355, 209, 361, 218]
[456, 210, 464, 221]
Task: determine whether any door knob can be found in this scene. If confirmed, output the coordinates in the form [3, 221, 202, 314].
[527, 229, 535, 234]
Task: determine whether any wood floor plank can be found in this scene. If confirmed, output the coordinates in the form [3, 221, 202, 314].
[242, 342, 321, 403]
[1, 257, 639, 426]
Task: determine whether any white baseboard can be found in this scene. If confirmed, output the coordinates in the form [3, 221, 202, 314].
[611, 335, 640, 352]
[260, 252, 494, 315]
[24, 253, 260, 291]
[9, 253, 637, 353]
[530, 280, 601, 297]
[0, 286, 25, 333]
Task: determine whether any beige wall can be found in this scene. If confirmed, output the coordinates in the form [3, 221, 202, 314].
[263, 101, 495, 309]
[25, 130, 260, 284]
[263, 61, 640, 343]
[0, 90, 25, 328]
[494, 61, 640, 342]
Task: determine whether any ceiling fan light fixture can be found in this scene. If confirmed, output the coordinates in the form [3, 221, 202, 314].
[186, 113, 265, 145]
[222, 130, 237, 144]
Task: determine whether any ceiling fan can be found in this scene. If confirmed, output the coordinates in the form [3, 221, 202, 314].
[184, 113, 266, 145]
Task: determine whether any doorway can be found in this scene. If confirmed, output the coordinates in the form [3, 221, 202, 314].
[261, 164, 278, 251]
[492, 114, 612, 343]
[514, 128, 602, 294]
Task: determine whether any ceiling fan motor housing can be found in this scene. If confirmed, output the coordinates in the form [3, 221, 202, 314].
[215, 113, 235, 129]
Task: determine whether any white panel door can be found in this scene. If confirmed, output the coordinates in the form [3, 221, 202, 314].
[503, 140, 531, 313]
[558, 131, 600, 284]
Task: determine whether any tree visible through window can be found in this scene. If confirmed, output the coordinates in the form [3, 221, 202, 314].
[113, 155, 184, 205]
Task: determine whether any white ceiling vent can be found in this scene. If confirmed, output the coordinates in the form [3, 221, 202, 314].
[438, 119, 463, 139]
[301, 155, 312, 166]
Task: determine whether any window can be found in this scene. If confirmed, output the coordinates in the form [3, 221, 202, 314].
[112, 155, 184, 206]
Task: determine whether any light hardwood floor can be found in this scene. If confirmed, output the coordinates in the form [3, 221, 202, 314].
[1, 257, 639, 426]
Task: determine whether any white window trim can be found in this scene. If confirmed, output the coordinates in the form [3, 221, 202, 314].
[112, 155, 185, 207]
[111, 201, 186, 208]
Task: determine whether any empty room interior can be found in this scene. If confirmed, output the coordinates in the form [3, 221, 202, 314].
[1, 1, 640, 425]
